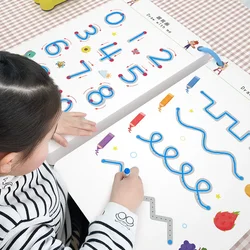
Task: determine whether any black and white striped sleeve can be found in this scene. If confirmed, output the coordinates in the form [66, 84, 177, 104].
[0, 202, 138, 250]
[82, 202, 138, 250]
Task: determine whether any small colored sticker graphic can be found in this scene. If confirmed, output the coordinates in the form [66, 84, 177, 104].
[98, 70, 112, 79]
[95, 133, 114, 155]
[56, 61, 65, 68]
[81, 46, 91, 53]
[214, 211, 239, 231]
[184, 40, 199, 50]
[179, 240, 196, 250]
[245, 184, 250, 197]
[24, 50, 36, 58]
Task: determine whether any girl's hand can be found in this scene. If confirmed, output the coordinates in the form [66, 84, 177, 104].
[53, 112, 97, 147]
[110, 167, 144, 212]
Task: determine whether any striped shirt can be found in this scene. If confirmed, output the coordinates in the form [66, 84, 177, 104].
[0, 163, 138, 249]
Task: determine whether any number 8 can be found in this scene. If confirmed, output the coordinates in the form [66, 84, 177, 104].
[87, 85, 114, 107]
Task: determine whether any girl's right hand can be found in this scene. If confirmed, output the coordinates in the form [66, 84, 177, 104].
[110, 167, 144, 213]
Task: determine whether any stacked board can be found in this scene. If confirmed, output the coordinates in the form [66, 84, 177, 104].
[55, 58, 250, 249]
[8, 0, 209, 164]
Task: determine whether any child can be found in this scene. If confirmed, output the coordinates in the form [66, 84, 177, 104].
[0, 51, 144, 250]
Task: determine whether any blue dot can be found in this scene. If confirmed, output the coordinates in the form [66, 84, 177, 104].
[124, 168, 130, 175]
[168, 240, 173, 245]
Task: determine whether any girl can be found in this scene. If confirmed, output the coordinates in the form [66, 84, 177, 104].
[0, 51, 144, 250]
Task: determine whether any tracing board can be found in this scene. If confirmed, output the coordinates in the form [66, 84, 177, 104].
[55, 57, 250, 250]
[8, 0, 209, 164]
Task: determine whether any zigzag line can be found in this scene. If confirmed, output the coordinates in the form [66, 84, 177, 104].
[201, 90, 250, 142]
[144, 196, 173, 245]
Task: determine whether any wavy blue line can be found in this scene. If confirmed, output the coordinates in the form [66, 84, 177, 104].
[201, 91, 250, 141]
[136, 132, 212, 210]
[176, 107, 243, 181]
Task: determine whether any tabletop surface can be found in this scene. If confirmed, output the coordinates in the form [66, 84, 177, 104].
[0, 0, 250, 249]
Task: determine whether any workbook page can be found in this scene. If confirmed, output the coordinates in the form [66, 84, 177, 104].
[55, 58, 250, 250]
[8, 0, 209, 164]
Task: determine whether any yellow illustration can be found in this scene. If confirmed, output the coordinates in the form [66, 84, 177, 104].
[81, 46, 91, 53]
[34, 0, 66, 11]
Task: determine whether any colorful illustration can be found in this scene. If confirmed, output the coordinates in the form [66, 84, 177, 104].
[98, 70, 112, 78]
[186, 76, 200, 93]
[56, 61, 65, 68]
[81, 45, 91, 53]
[184, 40, 199, 50]
[127, 0, 140, 6]
[245, 184, 250, 197]
[95, 133, 115, 155]
[158, 93, 174, 112]
[179, 240, 196, 250]
[24, 50, 36, 58]
[216, 194, 221, 199]
[213, 61, 228, 75]
[201, 90, 250, 142]
[214, 211, 240, 231]
[132, 48, 140, 55]
[128, 112, 145, 132]
[144, 196, 173, 245]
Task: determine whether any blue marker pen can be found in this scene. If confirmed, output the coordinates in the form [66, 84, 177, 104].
[186, 76, 200, 93]
[124, 168, 131, 177]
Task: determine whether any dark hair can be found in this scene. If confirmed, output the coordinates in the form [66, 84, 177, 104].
[0, 51, 61, 161]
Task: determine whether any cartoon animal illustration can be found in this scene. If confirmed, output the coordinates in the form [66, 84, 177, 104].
[184, 40, 199, 50]
[214, 211, 239, 231]
[213, 61, 228, 75]
[127, 0, 140, 6]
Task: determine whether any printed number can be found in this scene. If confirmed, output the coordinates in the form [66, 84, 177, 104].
[61, 98, 73, 112]
[105, 11, 125, 25]
[147, 48, 173, 68]
[99, 42, 122, 62]
[45, 40, 69, 56]
[87, 85, 114, 106]
[75, 24, 98, 41]
[118, 65, 147, 84]
[41, 65, 50, 75]
[66, 60, 91, 79]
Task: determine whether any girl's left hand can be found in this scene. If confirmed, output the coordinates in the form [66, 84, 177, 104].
[53, 112, 97, 147]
